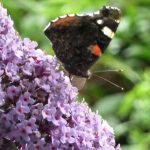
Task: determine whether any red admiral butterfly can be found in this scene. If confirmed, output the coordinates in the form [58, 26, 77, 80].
[44, 6, 121, 79]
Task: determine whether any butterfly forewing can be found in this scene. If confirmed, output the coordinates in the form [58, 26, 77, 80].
[44, 6, 121, 78]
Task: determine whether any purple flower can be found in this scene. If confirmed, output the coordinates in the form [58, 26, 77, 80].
[19, 91, 35, 105]
[0, 4, 121, 150]
[5, 62, 20, 81]
[15, 101, 30, 117]
[6, 85, 21, 99]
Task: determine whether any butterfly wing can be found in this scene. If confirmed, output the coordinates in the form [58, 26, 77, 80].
[44, 15, 100, 77]
[44, 6, 121, 78]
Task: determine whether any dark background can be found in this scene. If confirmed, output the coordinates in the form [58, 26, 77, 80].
[2, 0, 150, 149]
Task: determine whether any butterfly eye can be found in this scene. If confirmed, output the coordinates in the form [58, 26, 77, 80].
[101, 6, 121, 22]
[109, 9, 121, 21]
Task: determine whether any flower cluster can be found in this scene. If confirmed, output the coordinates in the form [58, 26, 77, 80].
[0, 4, 120, 150]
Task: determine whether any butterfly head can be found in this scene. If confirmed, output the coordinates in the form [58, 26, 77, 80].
[101, 6, 121, 23]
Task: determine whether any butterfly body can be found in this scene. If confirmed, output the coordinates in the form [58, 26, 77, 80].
[44, 6, 121, 78]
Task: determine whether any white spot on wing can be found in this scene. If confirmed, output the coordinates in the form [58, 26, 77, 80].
[59, 15, 67, 18]
[106, 6, 110, 9]
[68, 14, 75, 17]
[94, 11, 99, 15]
[76, 14, 84, 17]
[115, 19, 120, 23]
[102, 26, 114, 39]
[52, 17, 59, 22]
[86, 13, 94, 17]
[43, 22, 51, 32]
[106, 6, 120, 11]
[96, 19, 103, 25]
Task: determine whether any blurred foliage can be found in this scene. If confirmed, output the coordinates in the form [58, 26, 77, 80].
[2, 0, 150, 149]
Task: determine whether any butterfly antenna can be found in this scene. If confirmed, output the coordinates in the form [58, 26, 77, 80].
[93, 69, 124, 73]
[92, 74, 124, 91]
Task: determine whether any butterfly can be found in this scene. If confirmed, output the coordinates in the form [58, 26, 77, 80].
[44, 6, 121, 79]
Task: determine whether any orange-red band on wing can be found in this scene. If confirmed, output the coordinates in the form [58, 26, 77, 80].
[93, 44, 102, 57]
[52, 16, 76, 27]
